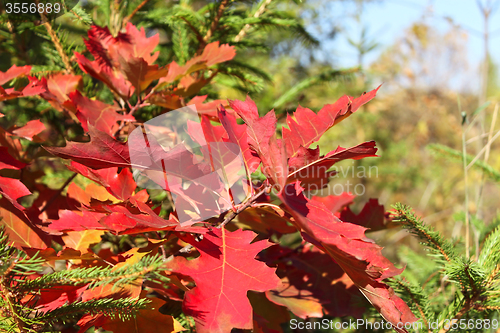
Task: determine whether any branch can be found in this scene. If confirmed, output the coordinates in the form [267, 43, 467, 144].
[199, 0, 230, 51]
[123, 0, 153, 25]
[42, 20, 75, 75]
[234, 0, 272, 42]
[217, 187, 268, 229]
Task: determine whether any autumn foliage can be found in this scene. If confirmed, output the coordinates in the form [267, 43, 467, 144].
[0, 23, 417, 332]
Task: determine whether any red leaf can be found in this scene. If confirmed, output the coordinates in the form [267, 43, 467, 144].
[170, 228, 281, 333]
[283, 86, 381, 158]
[66, 162, 138, 200]
[228, 97, 288, 187]
[49, 210, 107, 231]
[75, 52, 133, 100]
[11, 119, 46, 141]
[0, 198, 52, 249]
[218, 107, 261, 173]
[0, 147, 27, 170]
[0, 65, 31, 85]
[111, 22, 160, 65]
[0, 176, 31, 211]
[287, 141, 378, 188]
[46, 73, 82, 104]
[44, 126, 131, 169]
[23, 285, 88, 314]
[200, 42, 236, 66]
[118, 56, 168, 94]
[69, 91, 134, 135]
[264, 244, 365, 319]
[278, 183, 416, 332]
[188, 96, 230, 119]
[159, 42, 235, 86]
[311, 192, 355, 215]
[22, 76, 47, 97]
[340, 198, 394, 232]
[229, 97, 276, 157]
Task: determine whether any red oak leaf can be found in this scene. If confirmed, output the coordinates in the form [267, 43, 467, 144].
[263, 244, 365, 319]
[23, 285, 88, 314]
[67, 162, 137, 201]
[283, 86, 381, 158]
[44, 126, 131, 169]
[0, 147, 27, 170]
[340, 198, 394, 232]
[188, 96, 230, 119]
[278, 183, 416, 332]
[228, 97, 288, 187]
[287, 141, 378, 188]
[118, 56, 168, 94]
[69, 91, 134, 135]
[0, 65, 31, 85]
[0, 198, 52, 249]
[0, 176, 31, 211]
[218, 107, 261, 173]
[11, 119, 46, 141]
[170, 228, 281, 333]
[229, 97, 275, 157]
[160, 42, 235, 84]
[111, 22, 160, 65]
[49, 210, 107, 231]
[75, 52, 133, 100]
[34, 73, 82, 112]
[311, 192, 356, 215]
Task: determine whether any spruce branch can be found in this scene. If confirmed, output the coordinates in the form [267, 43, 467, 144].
[123, 0, 152, 25]
[234, 0, 272, 42]
[202, 0, 231, 45]
[391, 278, 432, 331]
[36, 297, 150, 326]
[42, 21, 75, 75]
[19, 254, 167, 292]
[392, 203, 457, 262]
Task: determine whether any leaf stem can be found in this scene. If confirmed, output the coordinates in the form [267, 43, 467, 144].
[217, 187, 267, 229]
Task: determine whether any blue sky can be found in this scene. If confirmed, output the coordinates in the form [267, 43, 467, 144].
[322, 0, 500, 74]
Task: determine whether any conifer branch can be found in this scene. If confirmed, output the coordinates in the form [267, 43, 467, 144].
[234, 0, 272, 42]
[124, 0, 152, 25]
[202, 0, 231, 44]
[392, 203, 456, 262]
[42, 21, 75, 75]
[392, 278, 431, 332]
[19, 254, 166, 292]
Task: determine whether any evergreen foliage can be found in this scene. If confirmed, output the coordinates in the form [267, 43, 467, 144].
[391, 204, 500, 332]
[0, 226, 163, 332]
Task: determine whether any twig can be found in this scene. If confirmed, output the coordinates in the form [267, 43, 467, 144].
[43, 21, 75, 75]
[113, 91, 152, 137]
[198, 0, 230, 52]
[40, 173, 77, 213]
[123, 0, 152, 25]
[234, 0, 272, 42]
[164, 244, 194, 262]
[217, 187, 267, 229]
